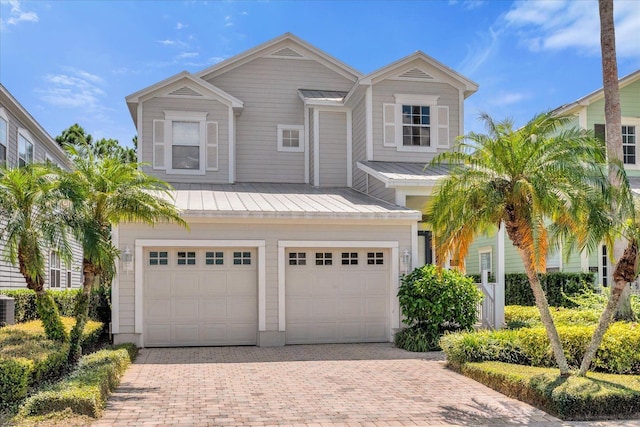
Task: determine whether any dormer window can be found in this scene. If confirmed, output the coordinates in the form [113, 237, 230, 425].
[172, 121, 200, 170]
[384, 94, 449, 152]
[402, 105, 431, 147]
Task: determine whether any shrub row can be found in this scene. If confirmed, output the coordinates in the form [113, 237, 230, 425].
[0, 288, 110, 324]
[467, 272, 594, 308]
[457, 361, 640, 420]
[19, 344, 137, 418]
[0, 318, 104, 403]
[505, 305, 602, 329]
[440, 322, 640, 374]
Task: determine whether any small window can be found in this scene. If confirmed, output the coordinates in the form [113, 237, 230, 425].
[149, 251, 169, 266]
[18, 130, 34, 167]
[402, 105, 430, 147]
[49, 251, 61, 288]
[205, 251, 224, 265]
[289, 252, 306, 266]
[367, 252, 384, 265]
[315, 252, 332, 266]
[341, 252, 358, 265]
[66, 270, 72, 288]
[277, 125, 304, 152]
[177, 251, 196, 265]
[623, 125, 636, 165]
[233, 251, 251, 265]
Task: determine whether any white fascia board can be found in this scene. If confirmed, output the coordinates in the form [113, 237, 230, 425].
[278, 240, 399, 249]
[179, 210, 422, 221]
[356, 161, 391, 186]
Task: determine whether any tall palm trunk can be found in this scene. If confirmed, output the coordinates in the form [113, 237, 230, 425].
[18, 248, 67, 342]
[67, 259, 98, 364]
[579, 240, 637, 375]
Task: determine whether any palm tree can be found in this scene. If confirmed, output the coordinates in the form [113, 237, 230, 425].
[0, 163, 72, 341]
[428, 112, 609, 376]
[59, 145, 186, 363]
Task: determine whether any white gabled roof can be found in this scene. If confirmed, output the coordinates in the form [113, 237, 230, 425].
[553, 69, 640, 116]
[359, 51, 479, 98]
[195, 33, 362, 83]
[160, 182, 421, 220]
[125, 71, 244, 125]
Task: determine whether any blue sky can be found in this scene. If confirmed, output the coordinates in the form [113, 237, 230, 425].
[1, 0, 639, 148]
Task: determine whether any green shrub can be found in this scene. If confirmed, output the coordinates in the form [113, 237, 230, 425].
[441, 321, 640, 374]
[505, 305, 601, 329]
[19, 347, 134, 418]
[0, 358, 33, 402]
[396, 265, 483, 351]
[0, 289, 110, 324]
[468, 272, 595, 308]
[458, 362, 640, 420]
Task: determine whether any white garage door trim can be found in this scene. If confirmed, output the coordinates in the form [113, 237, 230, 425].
[134, 239, 266, 347]
[278, 240, 400, 338]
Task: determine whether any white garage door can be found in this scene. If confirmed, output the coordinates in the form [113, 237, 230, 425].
[144, 248, 257, 347]
[285, 248, 390, 344]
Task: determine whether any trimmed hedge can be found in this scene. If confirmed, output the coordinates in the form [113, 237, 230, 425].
[0, 318, 104, 403]
[19, 344, 136, 418]
[0, 288, 110, 324]
[505, 305, 601, 329]
[467, 272, 594, 308]
[440, 322, 640, 374]
[456, 361, 640, 420]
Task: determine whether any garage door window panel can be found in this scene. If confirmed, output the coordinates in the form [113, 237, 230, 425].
[177, 251, 196, 265]
[233, 251, 251, 265]
[341, 252, 358, 265]
[367, 252, 384, 265]
[205, 251, 224, 265]
[289, 252, 306, 266]
[315, 252, 332, 266]
[149, 251, 168, 266]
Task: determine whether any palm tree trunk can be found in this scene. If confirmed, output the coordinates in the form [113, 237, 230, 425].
[598, 0, 634, 321]
[512, 245, 570, 375]
[18, 251, 67, 342]
[67, 259, 97, 364]
[579, 240, 637, 376]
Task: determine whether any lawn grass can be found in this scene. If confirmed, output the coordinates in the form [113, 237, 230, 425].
[457, 361, 640, 420]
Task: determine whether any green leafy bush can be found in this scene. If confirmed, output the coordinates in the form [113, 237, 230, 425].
[0, 289, 110, 324]
[467, 272, 595, 308]
[441, 321, 640, 374]
[0, 358, 33, 402]
[505, 305, 601, 329]
[458, 362, 640, 420]
[19, 346, 135, 418]
[396, 265, 483, 351]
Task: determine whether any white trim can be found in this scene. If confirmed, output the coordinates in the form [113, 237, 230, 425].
[304, 108, 310, 183]
[132, 239, 267, 343]
[137, 103, 143, 165]
[578, 108, 588, 130]
[277, 124, 305, 152]
[346, 110, 353, 188]
[164, 111, 208, 121]
[411, 222, 418, 273]
[394, 94, 440, 105]
[366, 86, 373, 161]
[111, 226, 120, 334]
[392, 95, 441, 153]
[229, 107, 235, 183]
[458, 91, 464, 137]
[277, 240, 400, 339]
[313, 108, 320, 186]
[478, 246, 493, 275]
[495, 223, 505, 329]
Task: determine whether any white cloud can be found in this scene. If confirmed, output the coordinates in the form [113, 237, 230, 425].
[487, 91, 530, 106]
[156, 39, 188, 48]
[37, 68, 107, 112]
[448, 0, 486, 11]
[1, 0, 39, 30]
[175, 22, 188, 30]
[458, 27, 500, 75]
[504, 0, 640, 59]
[176, 52, 199, 59]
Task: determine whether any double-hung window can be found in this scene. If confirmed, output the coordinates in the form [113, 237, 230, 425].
[50, 251, 62, 288]
[384, 94, 449, 152]
[153, 111, 217, 175]
[18, 129, 34, 167]
[0, 108, 7, 165]
[623, 125, 636, 165]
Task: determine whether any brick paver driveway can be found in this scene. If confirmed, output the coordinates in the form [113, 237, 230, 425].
[95, 344, 563, 426]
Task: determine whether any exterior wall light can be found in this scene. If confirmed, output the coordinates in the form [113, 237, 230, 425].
[122, 246, 133, 274]
[402, 249, 412, 275]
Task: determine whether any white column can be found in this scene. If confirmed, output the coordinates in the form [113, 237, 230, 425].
[580, 250, 589, 272]
[495, 222, 506, 329]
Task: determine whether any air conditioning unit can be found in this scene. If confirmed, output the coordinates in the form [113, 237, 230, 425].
[0, 295, 15, 326]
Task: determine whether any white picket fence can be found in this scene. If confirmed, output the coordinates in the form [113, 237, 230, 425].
[475, 272, 496, 329]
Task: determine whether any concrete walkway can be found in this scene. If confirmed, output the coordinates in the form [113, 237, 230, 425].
[94, 344, 568, 426]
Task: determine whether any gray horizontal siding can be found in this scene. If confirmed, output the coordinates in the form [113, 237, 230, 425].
[319, 111, 347, 187]
[352, 97, 367, 193]
[366, 175, 395, 205]
[209, 57, 354, 183]
[309, 108, 315, 186]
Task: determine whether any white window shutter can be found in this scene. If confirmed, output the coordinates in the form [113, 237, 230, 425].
[383, 103, 397, 147]
[153, 120, 166, 169]
[206, 121, 218, 171]
[436, 106, 449, 148]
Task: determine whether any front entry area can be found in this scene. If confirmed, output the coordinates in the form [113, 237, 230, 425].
[285, 248, 390, 344]
[143, 247, 258, 347]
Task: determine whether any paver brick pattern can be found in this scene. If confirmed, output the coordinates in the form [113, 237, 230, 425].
[95, 344, 572, 426]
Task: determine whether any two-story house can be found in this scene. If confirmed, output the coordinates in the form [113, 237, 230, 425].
[113, 33, 478, 347]
[0, 84, 83, 290]
[465, 70, 640, 291]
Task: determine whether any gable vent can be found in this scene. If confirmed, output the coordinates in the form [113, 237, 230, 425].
[169, 86, 203, 97]
[270, 47, 304, 58]
[398, 68, 434, 80]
